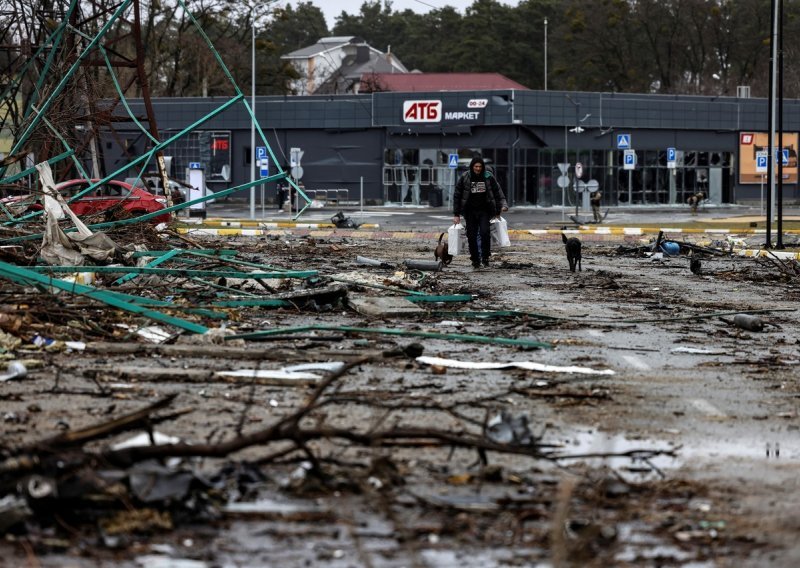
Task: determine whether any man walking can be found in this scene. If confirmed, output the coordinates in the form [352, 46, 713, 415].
[453, 156, 508, 269]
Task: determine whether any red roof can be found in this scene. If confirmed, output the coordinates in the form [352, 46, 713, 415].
[359, 72, 529, 93]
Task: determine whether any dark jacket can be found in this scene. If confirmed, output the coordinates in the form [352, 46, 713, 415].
[453, 160, 507, 217]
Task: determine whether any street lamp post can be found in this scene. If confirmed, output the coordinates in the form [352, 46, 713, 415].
[249, 2, 279, 220]
[543, 18, 548, 91]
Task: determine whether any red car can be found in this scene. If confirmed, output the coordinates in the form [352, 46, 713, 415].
[1, 179, 170, 224]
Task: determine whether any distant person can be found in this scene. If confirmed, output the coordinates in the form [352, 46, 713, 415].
[276, 181, 286, 212]
[590, 190, 603, 223]
[687, 191, 705, 215]
[453, 156, 508, 269]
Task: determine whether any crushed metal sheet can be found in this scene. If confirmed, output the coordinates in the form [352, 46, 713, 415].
[416, 356, 615, 375]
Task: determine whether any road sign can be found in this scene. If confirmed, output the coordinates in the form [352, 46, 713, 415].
[290, 147, 303, 168]
[448, 154, 458, 168]
[557, 175, 570, 188]
[779, 148, 790, 166]
[587, 180, 599, 192]
[667, 147, 677, 169]
[557, 162, 569, 174]
[756, 151, 768, 173]
[256, 146, 267, 160]
[189, 162, 202, 169]
[623, 149, 636, 170]
[617, 134, 631, 149]
[259, 157, 269, 177]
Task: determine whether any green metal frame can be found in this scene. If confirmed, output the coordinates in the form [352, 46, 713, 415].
[0, 260, 209, 333]
[0, 0, 313, 226]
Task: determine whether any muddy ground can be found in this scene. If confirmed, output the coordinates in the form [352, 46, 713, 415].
[1, 227, 799, 567]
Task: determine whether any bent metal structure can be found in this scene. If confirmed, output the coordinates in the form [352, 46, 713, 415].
[0, 0, 305, 228]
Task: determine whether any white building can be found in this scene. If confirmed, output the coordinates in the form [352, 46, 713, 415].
[281, 36, 408, 95]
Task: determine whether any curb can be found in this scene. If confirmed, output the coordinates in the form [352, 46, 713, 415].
[543, 227, 800, 236]
[176, 225, 799, 242]
[737, 249, 800, 259]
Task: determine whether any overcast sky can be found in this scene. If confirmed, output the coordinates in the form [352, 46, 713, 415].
[285, 0, 521, 29]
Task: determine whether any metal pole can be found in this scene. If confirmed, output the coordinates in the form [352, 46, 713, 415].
[543, 18, 548, 91]
[766, 0, 778, 248]
[249, 13, 256, 220]
[777, 0, 784, 248]
[360, 176, 364, 219]
[562, 124, 567, 222]
[628, 169, 632, 205]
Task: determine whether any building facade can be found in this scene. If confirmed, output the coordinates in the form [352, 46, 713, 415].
[111, 90, 800, 209]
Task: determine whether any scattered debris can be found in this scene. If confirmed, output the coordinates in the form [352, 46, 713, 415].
[330, 211, 360, 229]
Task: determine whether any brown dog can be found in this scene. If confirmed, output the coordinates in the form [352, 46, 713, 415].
[434, 233, 453, 265]
[562, 233, 582, 272]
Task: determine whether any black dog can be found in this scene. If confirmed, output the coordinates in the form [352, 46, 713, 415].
[434, 233, 453, 265]
[562, 233, 582, 272]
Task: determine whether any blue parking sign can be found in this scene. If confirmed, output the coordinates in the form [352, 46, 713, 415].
[256, 146, 267, 160]
[623, 149, 636, 170]
[667, 147, 676, 162]
[756, 152, 768, 173]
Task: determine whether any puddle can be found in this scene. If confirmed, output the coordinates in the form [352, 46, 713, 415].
[550, 427, 795, 477]
[549, 429, 681, 476]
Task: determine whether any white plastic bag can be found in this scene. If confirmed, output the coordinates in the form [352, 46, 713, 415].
[490, 216, 511, 248]
[447, 223, 467, 256]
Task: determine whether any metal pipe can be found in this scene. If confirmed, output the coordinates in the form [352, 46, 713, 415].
[543, 18, 548, 91]
[777, 0, 784, 248]
[767, 0, 778, 248]
[250, 13, 256, 220]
